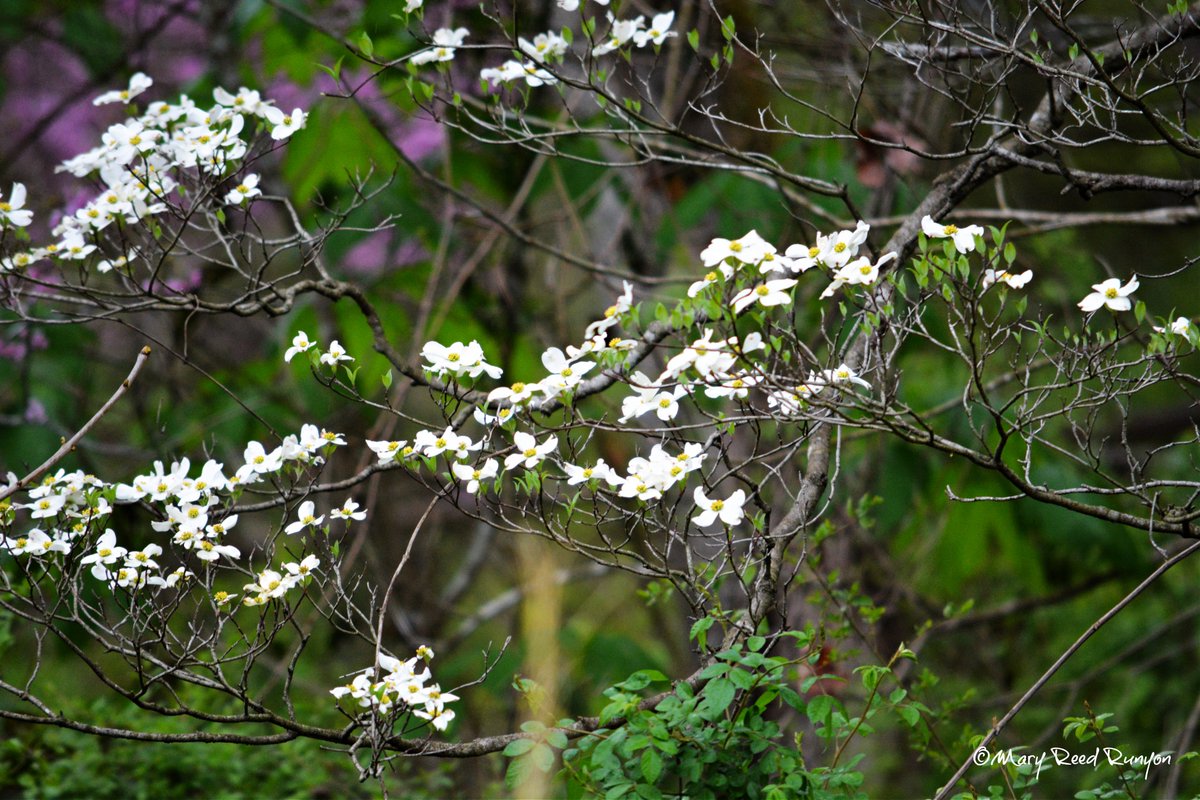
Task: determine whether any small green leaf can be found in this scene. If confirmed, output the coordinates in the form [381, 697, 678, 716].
[806, 694, 835, 726]
[1068, 42, 1079, 60]
[504, 738, 536, 757]
[531, 743, 554, 772]
[700, 678, 736, 718]
[690, 615, 714, 644]
[358, 31, 374, 57]
[505, 754, 532, 789]
[687, 29, 699, 51]
[641, 748, 663, 783]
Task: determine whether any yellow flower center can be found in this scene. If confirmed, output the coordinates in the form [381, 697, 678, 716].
[1105, 287, 1118, 299]
[561, 367, 573, 376]
[711, 500, 724, 511]
[755, 285, 770, 296]
[834, 242, 847, 253]
[860, 265, 872, 275]
[447, 353, 460, 362]
[808, 246, 819, 257]
[944, 224, 958, 234]
[523, 448, 538, 458]
[511, 382, 526, 393]
[729, 241, 743, 252]
[704, 271, 717, 281]
[435, 438, 447, 448]
[659, 398, 671, 408]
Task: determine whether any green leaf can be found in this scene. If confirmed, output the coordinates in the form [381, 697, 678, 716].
[721, 15, 736, 40]
[687, 29, 700, 51]
[700, 678, 736, 718]
[531, 743, 555, 772]
[358, 31, 374, 57]
[381, 369, 392, 390]
[747, 635, 765, 652]
[504, 738, 536, 757]
[1068, 43, 1079, 60]
[806, 694, 835, 726]
[640, 748, 663, 783]
[505, 753, 532, 789]
[728, 667, 755, 690]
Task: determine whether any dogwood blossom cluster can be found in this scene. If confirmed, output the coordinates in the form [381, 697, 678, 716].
[331, 650, 458, 732]
[1, 74, 306, 275]
[475, 9, 675, 88]
[0, 421, 349, 604]
[241, 555, 320, 607]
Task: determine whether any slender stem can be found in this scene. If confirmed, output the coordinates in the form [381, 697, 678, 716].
[0, 346, 151, 502]
[372, 495, 440, 671]
[934, 540, 1200, 800]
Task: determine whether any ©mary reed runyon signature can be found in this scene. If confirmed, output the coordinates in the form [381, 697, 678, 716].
[973, 745, 1174, 781]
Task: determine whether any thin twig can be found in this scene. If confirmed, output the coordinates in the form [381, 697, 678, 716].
[0, 346, 151, 502]
[934, 540, 1200, 800]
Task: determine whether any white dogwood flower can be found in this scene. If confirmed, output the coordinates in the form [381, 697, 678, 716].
[921, 215, 984, 253]
[732, 279, 797, 313]
[692, 488, 746, 527]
